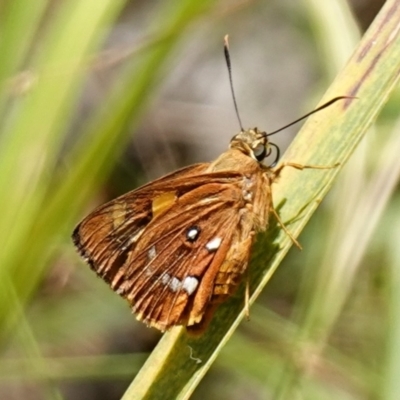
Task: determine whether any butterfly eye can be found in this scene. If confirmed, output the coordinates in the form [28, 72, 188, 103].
[252, 143, 266, 161]
[186, 226, 201, 242]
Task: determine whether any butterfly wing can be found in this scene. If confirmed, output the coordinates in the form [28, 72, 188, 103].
[73, 164, 209, 278]
[73, 163, 256, 331]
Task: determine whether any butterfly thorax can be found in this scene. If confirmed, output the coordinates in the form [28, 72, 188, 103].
[229, 127, 270, 162]
[207, 127, 271, 173]
[206, 128, 273, 233]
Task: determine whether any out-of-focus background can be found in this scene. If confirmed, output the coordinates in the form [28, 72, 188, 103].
[2, 0, 400, 399]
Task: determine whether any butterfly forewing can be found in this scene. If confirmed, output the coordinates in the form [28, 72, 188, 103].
[73, 164, 210, 282]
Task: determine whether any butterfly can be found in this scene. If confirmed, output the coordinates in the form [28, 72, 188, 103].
[72, 36, 349, 333]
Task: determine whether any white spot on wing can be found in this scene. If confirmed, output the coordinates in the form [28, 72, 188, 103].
[182, 276, 199, 295]
[206, 237, 222, 252]
[243, 190, 252, 201]
[160, 273, 198, 294]
[148, 246, 156, 260]
[187, 227, 200, 241]
[161, 273, 170, 285]
[169, 277, 182, 292]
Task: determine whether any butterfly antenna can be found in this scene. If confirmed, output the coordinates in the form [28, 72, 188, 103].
[224, 35, 244, 132]
[267, 96, 356, 136]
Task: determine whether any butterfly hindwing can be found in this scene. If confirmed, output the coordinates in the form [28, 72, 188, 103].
[114, 181, 247, 330]
[73, 163, 251, 331]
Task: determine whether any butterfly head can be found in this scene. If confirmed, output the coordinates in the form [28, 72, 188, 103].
[230, 128, 279, 165]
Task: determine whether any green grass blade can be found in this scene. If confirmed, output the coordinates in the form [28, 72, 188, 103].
[0, 1, 48, 108]
[384, 213, 400, 400]
[0, 0, 126, 337]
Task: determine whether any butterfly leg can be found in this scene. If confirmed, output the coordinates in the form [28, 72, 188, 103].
[244, 276, 250, 320]
[236, 235, 255, 321]
[273, 161, 339, 178]
[270, 162, 338, 249]
[269, 205, 302, 250]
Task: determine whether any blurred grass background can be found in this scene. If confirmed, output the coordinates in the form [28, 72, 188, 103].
[0, 0, 399, 399]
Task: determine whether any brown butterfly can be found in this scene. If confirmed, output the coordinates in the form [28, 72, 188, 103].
[72, 36, 348, 333]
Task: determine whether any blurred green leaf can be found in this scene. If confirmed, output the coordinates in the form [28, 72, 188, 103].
[0, 0, 217, 340]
